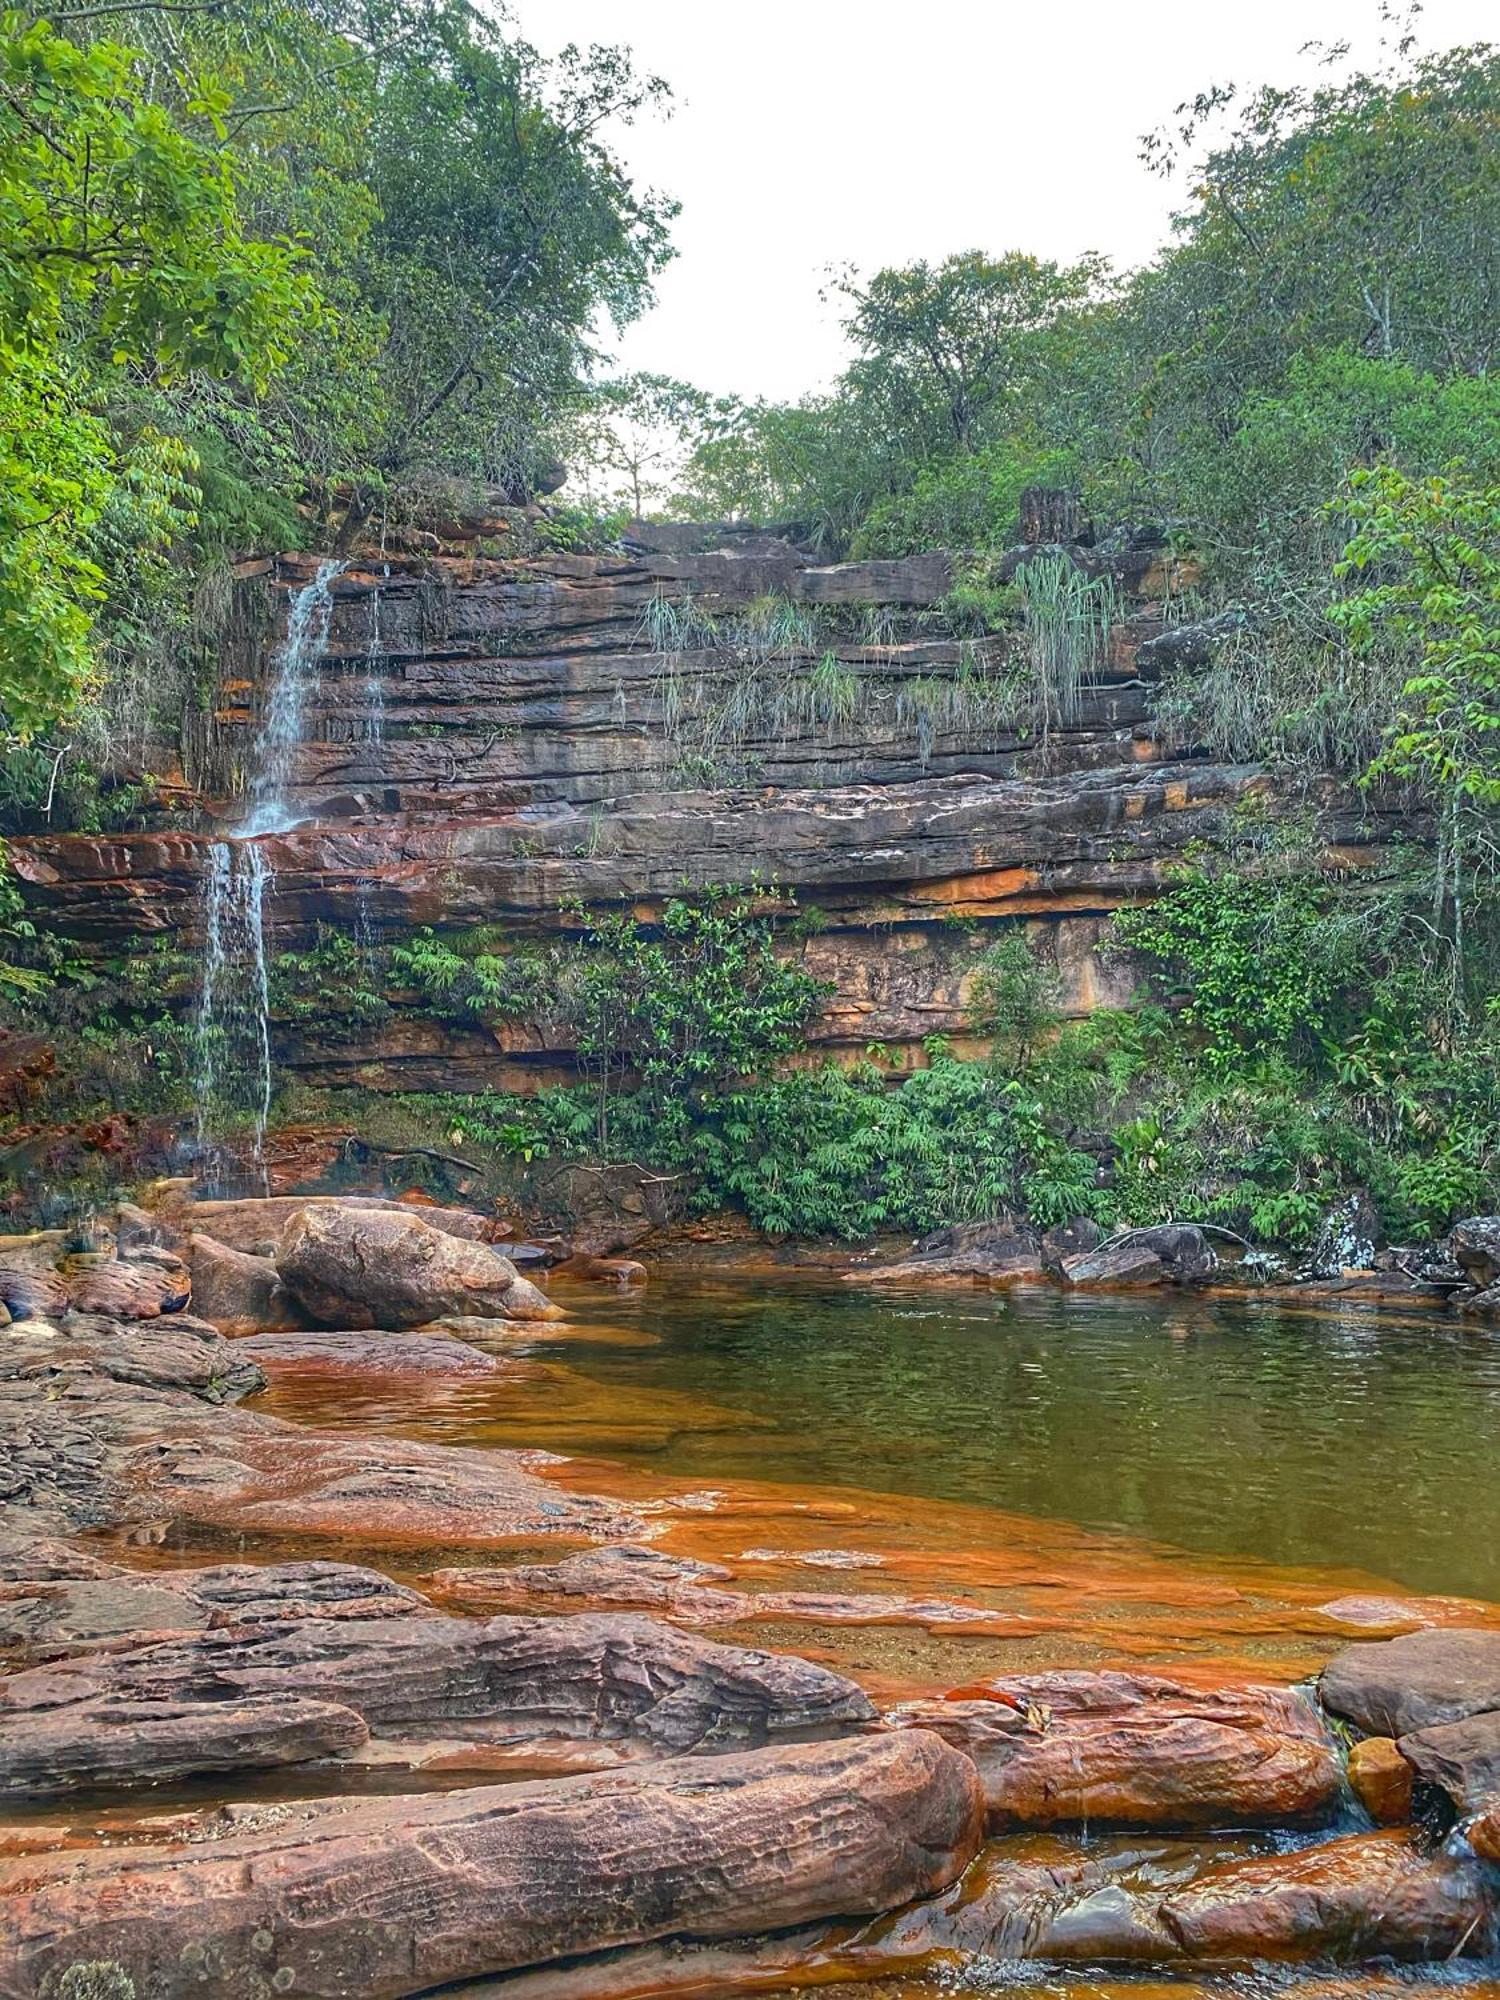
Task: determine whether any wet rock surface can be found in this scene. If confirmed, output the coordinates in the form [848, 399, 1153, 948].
[1321, 1627, 1500, 1734]
[1157, 1828, 1497, 1962]
[0, 1610, 876, 1797]
[0, 1732, 984, 2000]
[432, 1546, 1024, 1635]
[891, 1670, 1341, 1828]
[234, 1326, 509, 1375]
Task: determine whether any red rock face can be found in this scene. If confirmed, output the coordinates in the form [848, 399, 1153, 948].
[890, 1670, 1341, 1828]
[0, 1732, 985, 2000]
[7, 544, 1402, 1093]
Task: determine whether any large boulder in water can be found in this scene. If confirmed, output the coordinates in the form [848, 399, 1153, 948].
[277, 1204, 561, 1328]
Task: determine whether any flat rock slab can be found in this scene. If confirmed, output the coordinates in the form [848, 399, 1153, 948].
[0, 1732, 984, 2000]
[891, 1670, 1340, 1828]
[1321, 1628, 1500, 1734]
[233, 1328, 508, 1375]
[1158, 1828, 1496, 1962]
[3, 1313, 265, 1404]
[431, 1546, 1022, 1635]
[0, 1611, 876, 1796]
[124, 1421, 634, 1548]
[0, 1558, 426, 1658]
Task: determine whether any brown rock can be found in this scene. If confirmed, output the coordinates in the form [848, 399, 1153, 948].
[186, 1232, 306, 1335]
[4, 1312, 264, 1404]
[1398, 1710, 1500, 1816]
[891, 1671, 1340, 1828]
[0, 1732, 984, 1999]
[0, 1559, 426, 1657]
[431, 1549, 1019, 1636]
[1348, 1736, 1415, 1823]
[861, 1218, 1044, 1285]
[0, 1611, 875, 1796]
[277, 1203, 560, 1329]
[0, 1695, 369, 1799]
[552, 1254, 648, 1284]
[1159, 1829, 1496, 1962]
[65, 1252, 190, 1320]
[0, 1264, 67, 1321]
[1059, 1241, 1169, 1287]
[233, 1328, 507, 1376]
[166, 1193, 508, 1252]
[1321, 1628, 1500, 1735]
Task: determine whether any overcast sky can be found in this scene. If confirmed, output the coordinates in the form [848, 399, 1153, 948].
[510, 0, 1495, 405]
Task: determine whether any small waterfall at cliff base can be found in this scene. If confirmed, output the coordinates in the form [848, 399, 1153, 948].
[192, 559, 345, 1185]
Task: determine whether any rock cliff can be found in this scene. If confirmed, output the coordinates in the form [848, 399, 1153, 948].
[10, 517, 1397, 1098]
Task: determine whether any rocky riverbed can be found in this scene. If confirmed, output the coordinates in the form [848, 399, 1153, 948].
[3, 1190, 1500, 1998]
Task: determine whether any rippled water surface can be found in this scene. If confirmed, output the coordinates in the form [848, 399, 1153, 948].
[505, 1279, 1500, 1600]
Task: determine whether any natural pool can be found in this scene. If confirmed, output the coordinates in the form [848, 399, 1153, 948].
[267, 1276, 1500, 1601]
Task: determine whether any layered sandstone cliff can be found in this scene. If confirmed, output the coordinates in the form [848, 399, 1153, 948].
[10, 518, 1396, 1097]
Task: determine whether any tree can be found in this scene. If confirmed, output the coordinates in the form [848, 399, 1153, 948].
[0, 13, 314, 735]
[573, 372, 708, 517]
[834, 250, 1106, 455]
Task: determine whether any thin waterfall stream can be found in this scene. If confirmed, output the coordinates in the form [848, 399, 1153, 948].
[192, 559, 346, 1180]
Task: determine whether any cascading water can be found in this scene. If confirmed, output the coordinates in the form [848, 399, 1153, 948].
[353, 575, 388, 961]
[193, 559, 346, 1184]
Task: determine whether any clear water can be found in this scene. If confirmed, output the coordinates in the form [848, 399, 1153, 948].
[526, 1278, 1500, 1602]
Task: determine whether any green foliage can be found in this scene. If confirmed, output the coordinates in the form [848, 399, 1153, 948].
[269, 932, 391, 1041]
[1336, 464, 1500, 808]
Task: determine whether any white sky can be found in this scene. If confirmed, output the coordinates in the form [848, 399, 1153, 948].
[510, 0, 1496, 405]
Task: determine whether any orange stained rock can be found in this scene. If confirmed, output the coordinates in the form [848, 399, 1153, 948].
[1347, 1736, 1415, 1824]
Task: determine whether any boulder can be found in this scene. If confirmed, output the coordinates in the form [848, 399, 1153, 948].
[1040, 1216, 1103, 1272]
[1449, 1216, 1500, 1290]
[277, 1204, 561, 1329]
[0, 1732, 984, 2000]
[163, 1193, 508, 1253]
[1128, 1224, 1218, 1282]
[1308, 1191, 1384, 1278]
[0, 1264, 67, 1321]
[862, 1218, 1044, 1285]
[1158, 1829, 1496, 1962]
[0, 1611, 876, 1795]
[890, 1671, 1340, 1828]
[64, 1252, 190, 1320]
[1321, 1629, 1500, 1735]
[186, 1232, 306, 1335]
[1347, 1736, 1415, 1824]
[1059, 1241, 1169, 1287]
[1397, 1710, 1500, 1816]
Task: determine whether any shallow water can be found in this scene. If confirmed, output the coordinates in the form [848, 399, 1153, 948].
[272, 1277, 1500, 1603]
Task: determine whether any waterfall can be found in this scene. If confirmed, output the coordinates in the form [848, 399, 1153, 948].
[192, 841, 274, 1158]
[353, 578, 387, 961]
[193, 560, 346, 1184]
[243, 558, 344, 837]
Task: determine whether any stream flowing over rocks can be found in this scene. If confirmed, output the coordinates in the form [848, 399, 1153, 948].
[3, 1189, 1500, 1997]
